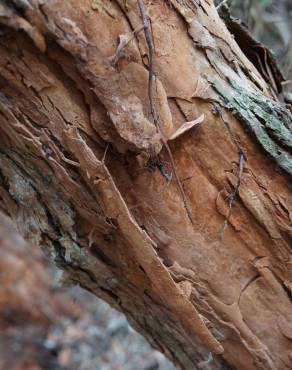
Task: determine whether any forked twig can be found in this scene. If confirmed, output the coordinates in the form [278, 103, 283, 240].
[138, 0, 193, 223]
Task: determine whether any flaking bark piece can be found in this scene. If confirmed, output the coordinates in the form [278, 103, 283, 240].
[168, 114, 204, 141]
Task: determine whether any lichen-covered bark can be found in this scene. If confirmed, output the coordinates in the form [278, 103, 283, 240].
[0, 1, 291, 369]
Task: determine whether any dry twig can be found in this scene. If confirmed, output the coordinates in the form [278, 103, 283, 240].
[218, 151, 244, 240]
[213, 105, 245, 239]
[138, 0, 193, 223]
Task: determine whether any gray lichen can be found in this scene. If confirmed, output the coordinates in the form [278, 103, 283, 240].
[212, 79, 292, 177]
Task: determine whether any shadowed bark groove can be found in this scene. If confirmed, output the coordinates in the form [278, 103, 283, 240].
[0, 1, 291, 369]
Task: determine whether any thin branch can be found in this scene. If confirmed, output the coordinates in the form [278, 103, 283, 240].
[219, 151, 244, 240]
[213, 105, 245, 239]
[282, 80, 292, 86]
[138, 0, 193, 223]
[138, 0, 155, 117]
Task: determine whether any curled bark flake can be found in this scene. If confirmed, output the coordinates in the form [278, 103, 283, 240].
[168, 114, 205, 141]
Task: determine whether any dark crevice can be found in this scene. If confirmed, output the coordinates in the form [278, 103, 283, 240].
[99, 286, 119, 301]
[0, 164, 10, 194]
[139, 264, 147, 275]
[76, 266, 99, 284]
[38, 3, 50, 23]
[238, 274, 261, 305]
[196, 1, 208, 15]
[51, 238, 67, 268]
[172, 98, 189, 121]
[90, 244, 117, 268]
[282, 282, 292, 301]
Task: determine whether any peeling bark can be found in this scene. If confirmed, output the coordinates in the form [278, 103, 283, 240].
[0, 1, 291, 369]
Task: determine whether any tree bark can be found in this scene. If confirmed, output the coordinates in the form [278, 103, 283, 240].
[0, 1, 291, 369]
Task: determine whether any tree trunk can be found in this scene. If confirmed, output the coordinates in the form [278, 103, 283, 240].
[0, 1, 291, 369]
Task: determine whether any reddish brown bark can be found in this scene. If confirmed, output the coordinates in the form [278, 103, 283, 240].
[0, 1, 291, 369]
